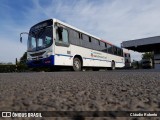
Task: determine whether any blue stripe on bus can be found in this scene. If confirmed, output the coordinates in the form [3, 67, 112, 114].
[83, 57, 111, 62]
[83, 57, 124, 64]
[55, 54, 73, 57]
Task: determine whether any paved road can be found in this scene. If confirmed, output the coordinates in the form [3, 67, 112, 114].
[0, 70, 160, 120]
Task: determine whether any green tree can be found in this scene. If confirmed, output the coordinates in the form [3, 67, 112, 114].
[17, 52, 28, 71]
[142, 52, 154, 59]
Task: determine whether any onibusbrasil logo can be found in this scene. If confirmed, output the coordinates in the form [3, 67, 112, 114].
[1, 112, 42, 118]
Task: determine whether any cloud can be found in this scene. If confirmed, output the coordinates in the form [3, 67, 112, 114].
[35, 0, 160, 61]
[35, 0, 160, 43]
[0, 37, 26, 63]
[1, 0, 160, 62]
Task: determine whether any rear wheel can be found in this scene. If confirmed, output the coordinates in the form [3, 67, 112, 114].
[73, 58, 82, 71]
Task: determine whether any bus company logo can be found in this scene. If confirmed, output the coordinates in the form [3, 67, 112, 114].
[2, 112, 11, 117]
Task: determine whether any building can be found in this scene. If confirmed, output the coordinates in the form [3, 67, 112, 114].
[123, 48, 131, 68]
[121, 36, 160, 69]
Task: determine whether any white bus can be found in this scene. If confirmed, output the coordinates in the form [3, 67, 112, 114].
[20, 18, 124, 71]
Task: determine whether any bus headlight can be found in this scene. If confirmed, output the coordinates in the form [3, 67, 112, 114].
[27, 57, 31, 61]
[46, 51, 52, 57]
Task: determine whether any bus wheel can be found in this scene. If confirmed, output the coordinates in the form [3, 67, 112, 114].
[73, 58, 82, 71]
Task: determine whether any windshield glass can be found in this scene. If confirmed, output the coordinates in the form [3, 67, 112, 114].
[28, 26, 53, 52]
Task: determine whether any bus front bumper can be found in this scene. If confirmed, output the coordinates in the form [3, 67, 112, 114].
[26, 55, 54, 67]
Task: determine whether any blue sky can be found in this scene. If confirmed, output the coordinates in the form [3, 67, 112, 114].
[1, 0, 160, 63]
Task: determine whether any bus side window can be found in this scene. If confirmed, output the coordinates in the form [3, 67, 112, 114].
[62, 29, 69, 43]
[113, 47, 117, 55]
[107, 44, 113, 54]
[57, 27, 69, 44]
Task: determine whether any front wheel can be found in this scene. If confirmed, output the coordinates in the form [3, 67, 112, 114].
[73, 58, 82, 71]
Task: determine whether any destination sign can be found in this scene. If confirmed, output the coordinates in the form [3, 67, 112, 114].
[30, 19, 53, 31]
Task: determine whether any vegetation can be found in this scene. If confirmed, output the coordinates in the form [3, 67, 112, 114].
[142, 52, 154, 59]
[0, 52, 52, 73]
[131, 60, 140, 69]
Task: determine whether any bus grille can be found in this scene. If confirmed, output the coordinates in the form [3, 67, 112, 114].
[30, 51, 45, 57]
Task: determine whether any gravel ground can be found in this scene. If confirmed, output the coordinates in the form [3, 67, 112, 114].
[0, 70, 160, 120]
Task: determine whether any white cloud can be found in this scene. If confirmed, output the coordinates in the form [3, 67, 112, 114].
[0, 23, 30, 63]
[1, 0, 160, 62]
[35, 0, 160, 61]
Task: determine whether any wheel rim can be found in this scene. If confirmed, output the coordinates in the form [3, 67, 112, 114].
[74, 60, 80, 69]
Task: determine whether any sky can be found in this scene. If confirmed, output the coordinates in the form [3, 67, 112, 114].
[1, 0, 160, 63]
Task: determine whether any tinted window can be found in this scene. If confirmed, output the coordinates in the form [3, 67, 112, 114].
[56, 28, 68, 43]
[113, 47, 117, 55]
[108, 44, 113, 54]
[100, 42, 105, 47]
[91, 38, 99, 50]
[62, 29, 69, 43]
[73, 31, 79, 38]
[98, 40, 100, 45]
[82, 34, 89, 41]
[121, 49, 123, 57]
[92, 38, 98, 44]
[117, 48, 122, 56]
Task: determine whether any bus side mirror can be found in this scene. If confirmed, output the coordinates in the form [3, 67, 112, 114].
[20, 32, 29, 43]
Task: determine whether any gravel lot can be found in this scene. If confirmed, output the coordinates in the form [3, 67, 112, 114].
[0, 70, 160, 120]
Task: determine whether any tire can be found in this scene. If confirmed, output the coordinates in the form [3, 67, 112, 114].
[73, 58, 82, 71]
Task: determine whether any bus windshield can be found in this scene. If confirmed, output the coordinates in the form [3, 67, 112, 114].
[27, 26, 53, 52]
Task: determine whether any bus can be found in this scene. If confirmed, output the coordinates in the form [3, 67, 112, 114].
[20, 18, 124, 71]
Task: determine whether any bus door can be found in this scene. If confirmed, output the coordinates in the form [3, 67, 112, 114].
[54, 26, 71, 65]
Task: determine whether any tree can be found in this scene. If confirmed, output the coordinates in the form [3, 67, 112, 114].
[17, 52, 28, 71]
[142, 52, 154, 59]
